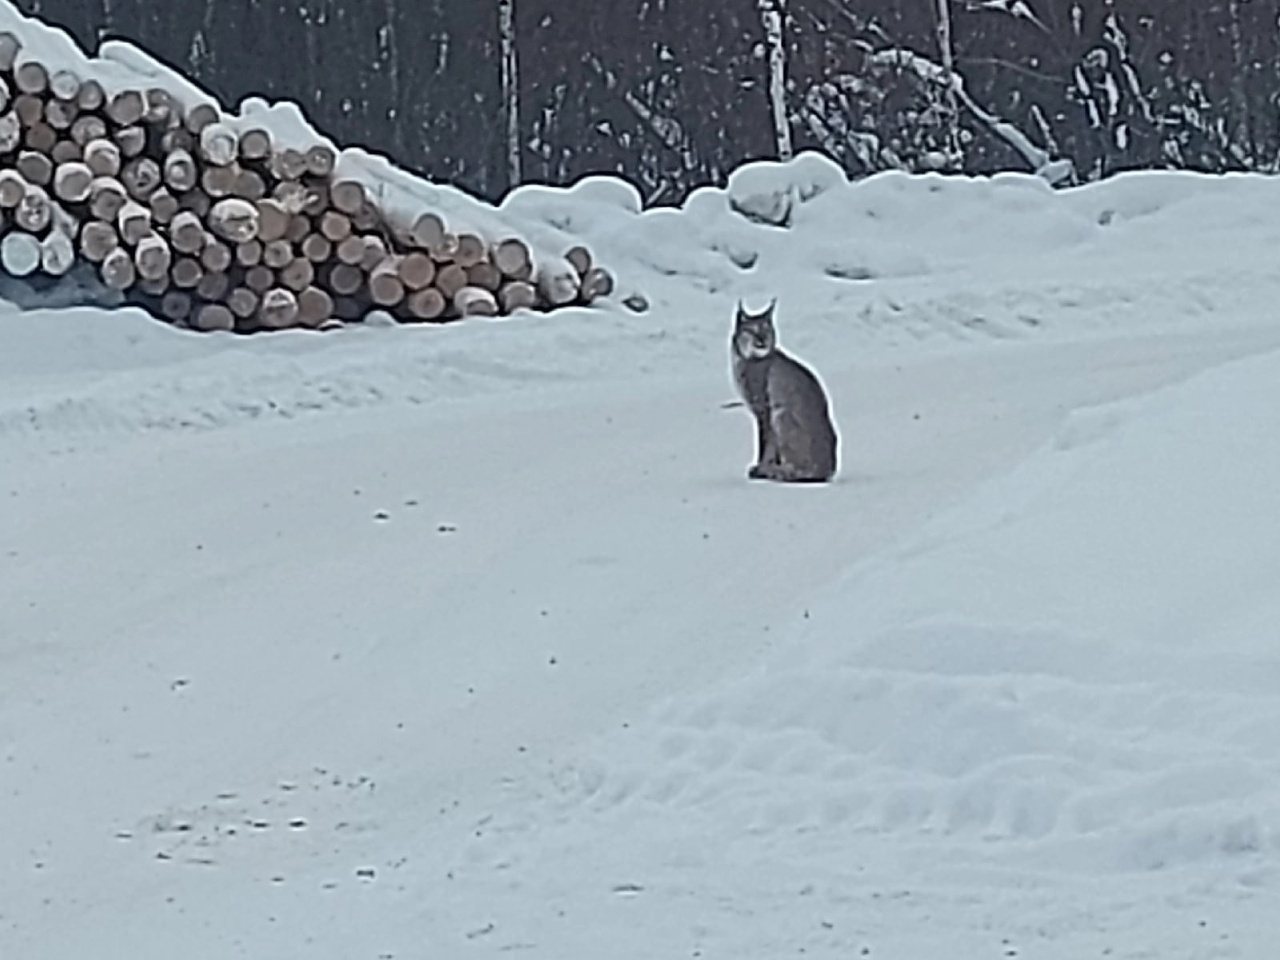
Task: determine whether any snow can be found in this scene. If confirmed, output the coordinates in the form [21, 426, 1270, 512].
[5, 12, 1280, 954]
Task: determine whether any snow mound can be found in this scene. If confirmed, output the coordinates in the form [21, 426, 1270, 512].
[484, 345, 1280, 888]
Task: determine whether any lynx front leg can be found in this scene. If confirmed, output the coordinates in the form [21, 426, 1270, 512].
[748, 408, 779, 478]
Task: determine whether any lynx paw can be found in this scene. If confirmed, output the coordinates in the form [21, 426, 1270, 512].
[748, 463, 775, 480]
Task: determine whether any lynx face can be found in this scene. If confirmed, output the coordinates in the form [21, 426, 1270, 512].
[733, 300, 777, 360]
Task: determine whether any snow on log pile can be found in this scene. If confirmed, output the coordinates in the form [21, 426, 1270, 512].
[0, 12, 614, 333]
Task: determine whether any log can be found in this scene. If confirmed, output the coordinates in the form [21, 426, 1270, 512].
[197, 269, 230, 303]
[15, 185, 51, 233]
[16, 150, 53, 187]
[14, 61, 48, 97]
[280, 256, 315, 293]
[169, 210, 206, 255]
[434, 262, 468, 299]
[351, 201, 381, 233]
[262, 239, 293, 269]
[498, 280, 538, 314]
[319, 210, 351, 243]
[117, 201, 152, 246]
[184, 103, 219, 136]
[158, 129, 194, 156]
[208, 198, 260, 243]
[44, 98, 78, 131]
[302, 183, 329, 217]
[0, 169, 25, 207]
[232, 168, 266, 202]
[78, 220, 119, 262]
[238, 128, 272, 162]
[368, 260, 405, 307]
[331, 296, 367, 322]
[201, 162, 240, 199]
[107, 90, 146, 127]
[466, 262, 503, 293]
[301, 233, 332, 263]
[580, 267, 615, 302]
[171, 257, 203, 289]
[89, 176, 128, 221]
[537, 266, 581, 307]
[179, 188, 211, 218]
[329, 180, 366, 215]
[53, 161, 93, 204]
[297, 286, 335, 327]
[405, 287, 446, 321]
[24, 121, 57, 154]
[493, 237, 533, 281]
[358, 235, 388, 272]
[565, 245, 593, 277]
[163, 147, 198, 192]
[51, 140, 83, 165]
[454, 286, 499, 317]
[335, 234, 366, 266]
[77, 79, 105, 113]
[399, 251, 436, 290]
[1, 231, 40, 276]
[227, 287, 260, 320]
[305, 144, 336, 177]
[134, 233, 173, 281]
[194, 303, 235, 333]
[255, 199, 289, 242]
[286, 215, 311, 244]
[235, 239, 263, 267]
[0, 32, 20, 73]
[408, 212, 446, 250]
[137, 275, 170, 297]
[84, 138, 122, 178]
[273, 180, 309, 214]
[200, 238, 232, 274]
[101, 247, 137, 290]
[272, 148, 308, 181]
[161, 291, 193, 324]
[0, 110, 20, 153]
[148, 187, 179, 224]
[70, 114, 107, 146]
[48, 69, 81, 102]
[258, 288, 299, 329]
[121, 157, 162, 200]
[113, 125, 147, 158]
[144, 88, 180, 129]
[454, 233, 486, 268]
[245, 264, 275, 293]
[13, 96, 43, 131]
[327, 262, 364, 296]
[199, 122, 238, 166]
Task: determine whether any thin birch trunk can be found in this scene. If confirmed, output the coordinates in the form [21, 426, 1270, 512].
[759, 0, 792, 161]
[934, 0, 963, 166]
[498, 0, 521, 189]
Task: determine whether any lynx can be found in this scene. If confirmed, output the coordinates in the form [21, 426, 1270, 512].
[731, 299, 838, 483]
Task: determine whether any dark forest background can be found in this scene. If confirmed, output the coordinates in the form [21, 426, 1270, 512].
[15, 1, 1280, 205]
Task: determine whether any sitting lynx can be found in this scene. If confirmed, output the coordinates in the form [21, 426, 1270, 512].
[731, 299, 838, 483]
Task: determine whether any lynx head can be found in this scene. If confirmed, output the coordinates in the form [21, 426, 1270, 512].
[733, 298, 778, 360]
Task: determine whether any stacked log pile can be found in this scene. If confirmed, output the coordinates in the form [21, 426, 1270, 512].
[0, 31, 615, 333]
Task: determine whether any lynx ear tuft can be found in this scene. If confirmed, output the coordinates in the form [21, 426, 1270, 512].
[766, 297, 778, 315]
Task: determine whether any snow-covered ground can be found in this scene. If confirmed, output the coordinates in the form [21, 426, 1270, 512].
[5, 162, 1280, 960]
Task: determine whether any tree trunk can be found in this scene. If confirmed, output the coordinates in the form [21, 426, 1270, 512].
[759, 0, 792, 160]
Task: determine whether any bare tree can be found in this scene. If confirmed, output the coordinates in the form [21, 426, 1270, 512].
[498, 0, 521, 190]
[759, 0, 793, 160]
[932, 0, 963, 164]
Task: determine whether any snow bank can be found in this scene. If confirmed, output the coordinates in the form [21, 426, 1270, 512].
[536, 345, 1280, 882]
